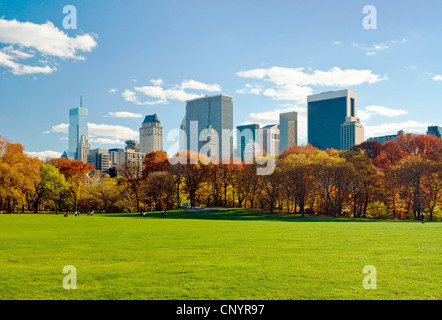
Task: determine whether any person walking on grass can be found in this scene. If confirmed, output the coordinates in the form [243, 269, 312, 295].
[161, 211, 164, 219]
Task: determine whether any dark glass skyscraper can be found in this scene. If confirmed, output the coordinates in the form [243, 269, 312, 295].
[237, 124, 260, 162]
[185, 94, 233, 160]
[307, 90, 361, 150]
[279, 111, 298, 153]
[427, 126, 442, 138]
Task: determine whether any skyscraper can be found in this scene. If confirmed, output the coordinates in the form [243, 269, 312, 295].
[341, 117, 365, 151]
[262, 124, 280, 156]
[427, 126, 442, 138]
[68, 97, 88, 159]
[308, 90, 364, 150]
[77, 134, 90, 163]
[185, 94, 233, 160]
[237, 124, 260, 163]
[279, 111, 298, 153]
[88, 148, 110, 172]
[139, 114, 163, 154]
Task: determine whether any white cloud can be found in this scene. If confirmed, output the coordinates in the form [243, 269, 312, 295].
[0, 18, 97, 75]
[135, 85, 201, 101]
[237, 66, 386, 87]
[180, 79, 221, 92]
[262, 85, 313, 103]
[237, 66, 386, 103]
[123, 79, 221, 105]
[52, 123, 69, 133]
[359, 105, 408, 121]
[365, 120, 432, 138]
[236, 83, 263, 95]
[106, 111, 143, 118]
[0, 18, 97, 59]
[109, 88, 118, 94]
[0, 50, 56, 75]
[432, 75, 442, 81]
[87, 123, 138, 140]
[332, 41, 342, 45]
[353, 39, 406, 55]
[42, 130, 50, 134]
[50, 122, 138, 141]
[89, 138, 125, 145]
[150, 79, 163, 86]
[26, 150, 61, 160]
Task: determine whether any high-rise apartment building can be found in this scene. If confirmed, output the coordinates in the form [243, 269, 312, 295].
[77, 134, 90, 163]
[341, 117, 365, 151]
[139, 114, 163, 154]
[262, 124, 280, 156]
[88, 148, 110, 172]
[68, 97, 88, 159]
[113, 149, 146, 177]
[185, 95, 233, 160]
[237, 124, 260, 163]
[279, 111, 298, 153]
[308, 90, 364, 150]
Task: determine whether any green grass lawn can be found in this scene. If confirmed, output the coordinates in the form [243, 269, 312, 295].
[0, 209, 440, 300]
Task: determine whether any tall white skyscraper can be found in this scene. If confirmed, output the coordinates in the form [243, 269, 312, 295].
[341, 117, 365, 151]
[77, 134, 90, 163]
[139, 114, 163, 154]
[262, 124, 280, 156]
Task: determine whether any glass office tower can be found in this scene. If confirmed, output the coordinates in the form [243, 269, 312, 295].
[307, 90, 361, 150]
[279, 111, 298, 153]
[185, 94, 233, 160]
[68, 104, 88, 159]
[237, 124, 260, 163]
[427, 126, 442, 138]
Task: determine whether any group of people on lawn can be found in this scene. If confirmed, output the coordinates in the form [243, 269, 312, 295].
[141, 210, 167, 218]
[63, 210, 94, 217]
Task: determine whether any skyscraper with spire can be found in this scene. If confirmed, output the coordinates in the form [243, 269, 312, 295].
[68, 96, 88, 159]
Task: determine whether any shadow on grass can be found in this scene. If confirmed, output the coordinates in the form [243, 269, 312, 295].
[99, 209, 419, 223]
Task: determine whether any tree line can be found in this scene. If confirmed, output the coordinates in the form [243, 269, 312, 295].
[1, 133, 441, 220]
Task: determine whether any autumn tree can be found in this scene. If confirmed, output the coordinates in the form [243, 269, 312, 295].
[280, 153, 314, 215]
[310, 151, 351, 217]
[49, 158, 94, 213]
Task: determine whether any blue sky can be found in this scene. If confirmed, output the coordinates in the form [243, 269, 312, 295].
[0, 0, 441, 158]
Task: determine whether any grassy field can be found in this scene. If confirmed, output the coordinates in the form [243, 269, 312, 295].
[0, 209, 440, 300]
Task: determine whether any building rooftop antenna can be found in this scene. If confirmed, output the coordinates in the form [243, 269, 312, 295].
[80, 95, 83, 108]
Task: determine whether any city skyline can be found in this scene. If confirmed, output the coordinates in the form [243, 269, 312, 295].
[0, 0, 441, 159]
